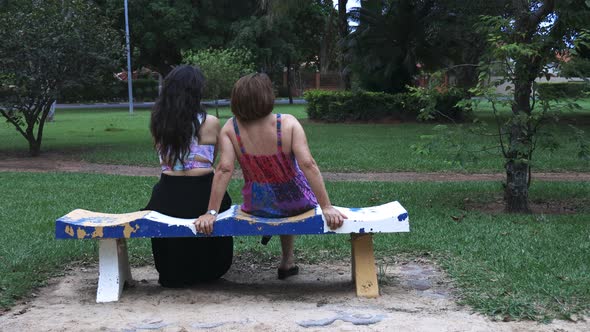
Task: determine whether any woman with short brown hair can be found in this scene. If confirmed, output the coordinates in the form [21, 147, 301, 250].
[195, 73, 346, 279]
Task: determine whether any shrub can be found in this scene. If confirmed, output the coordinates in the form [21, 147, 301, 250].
[304, 89, 470, 122]
[304, 90, 406, 122]
[433, 88, 472, 122]
[559, 58, 590, 78]
[536, 82, 589, 100]
[58, 78, 159, 103]
[132, 79, 159, 101]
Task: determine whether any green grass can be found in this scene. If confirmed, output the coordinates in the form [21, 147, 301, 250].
[1, 171, 588, 321]
[1, 101, 589, 172]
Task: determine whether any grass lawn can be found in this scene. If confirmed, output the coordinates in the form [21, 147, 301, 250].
[1, 171, 589, 321]
[1, 101, 589, 173]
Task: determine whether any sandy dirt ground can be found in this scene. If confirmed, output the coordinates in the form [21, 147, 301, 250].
[1, 257, 587, 332]
[2, 154, 588, 331]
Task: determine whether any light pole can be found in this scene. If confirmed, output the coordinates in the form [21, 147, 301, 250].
[124, 0, 134, 114]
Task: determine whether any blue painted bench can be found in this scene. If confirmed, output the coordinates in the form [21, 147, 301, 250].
[55, 201, 409, 303]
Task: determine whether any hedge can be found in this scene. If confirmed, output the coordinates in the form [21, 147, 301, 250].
[58, 78, 159, 103]
[304, 89, 470, 122]
[537, 82, 589, 100]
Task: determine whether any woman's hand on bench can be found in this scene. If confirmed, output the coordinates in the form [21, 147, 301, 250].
[322, 205, 348, 230]
[194, 214, 216, 235]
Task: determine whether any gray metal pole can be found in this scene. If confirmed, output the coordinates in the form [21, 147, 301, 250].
[124, 0, 134, 114]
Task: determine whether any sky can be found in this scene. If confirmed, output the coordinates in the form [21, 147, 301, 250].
[332, 0, 360, 12]
[332, 0, 360, 26]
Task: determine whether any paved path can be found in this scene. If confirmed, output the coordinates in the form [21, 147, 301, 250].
[1, 156, 589, 182]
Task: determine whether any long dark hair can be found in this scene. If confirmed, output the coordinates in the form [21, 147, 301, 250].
[150, 65, 206, 168]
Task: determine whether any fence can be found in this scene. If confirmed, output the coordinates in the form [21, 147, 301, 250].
[281, 70, 343, 97]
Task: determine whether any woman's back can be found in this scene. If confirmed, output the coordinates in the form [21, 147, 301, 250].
[230, 112, 291, 155]
[230, 113, 317, 217]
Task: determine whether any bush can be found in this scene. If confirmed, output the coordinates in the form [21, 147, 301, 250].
[304, 89, 470, 122]
[536, 82, 589, 100]
[304, 90, 407, 122]
[58, 78, 159, 103]
[183, 48, 255, 100]
[559, 58, 590, 78]
[432, 88, 472, 122]
[132, 78, 159, 101]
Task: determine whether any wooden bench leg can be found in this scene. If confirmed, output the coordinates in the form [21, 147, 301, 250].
[96, 239, 132, 303]
[350, 234, 379, 298]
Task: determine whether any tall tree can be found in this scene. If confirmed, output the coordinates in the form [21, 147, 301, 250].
[346, 0, 509, 92]
[346, 0, 442, 93]
[437, 1, 590, 213]
[0, 0, 121, 156]
[233, 1, 333, 102]
[183, 48, 255, 116]
[481, 0, 590, 212]
[97, 0, 259, 76]
[338, 0, 351, 89]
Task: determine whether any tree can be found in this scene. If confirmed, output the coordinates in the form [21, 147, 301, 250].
[254, 0, 337, 100]
[345, 0, 509, 92]
[338, 0, 351, 89]
[0, 0, 121, 156]
[474, 1, 590, 213]
[231, 2, 333, 103]
[559, 29, 590, 78]
[426, 0, 508, 88]
[97, 0, 259, 76]
[346, 0, 443, 93]
[183, 48, 255, 117]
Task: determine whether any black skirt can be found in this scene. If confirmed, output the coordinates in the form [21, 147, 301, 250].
[143, 172, 233, 288]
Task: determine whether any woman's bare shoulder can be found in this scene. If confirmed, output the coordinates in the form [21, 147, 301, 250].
[204, 113, 220, 126]
[198, 114, 221, 140]
[280, 113, 300, 125]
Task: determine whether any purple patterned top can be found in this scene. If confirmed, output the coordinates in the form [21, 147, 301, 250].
[233, 114, 318, 218]
[160, 113, 214, 171]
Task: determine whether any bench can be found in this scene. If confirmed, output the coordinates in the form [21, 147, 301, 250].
[55, 201, 409, 303]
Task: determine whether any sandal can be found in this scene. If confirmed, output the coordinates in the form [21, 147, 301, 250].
[278, 265, 299, 280]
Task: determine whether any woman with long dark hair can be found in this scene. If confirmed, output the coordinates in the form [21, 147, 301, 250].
[144, 65, 233, 287]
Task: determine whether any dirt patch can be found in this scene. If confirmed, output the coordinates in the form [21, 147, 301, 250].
[1, 257, 587, 332]
[2, 153, 590, 182]
[464, 197, 587, 214]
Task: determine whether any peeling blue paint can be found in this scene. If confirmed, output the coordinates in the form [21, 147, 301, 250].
[55, 202, 410, 239]
[58, 216, 122, 225]
[56, 215, 326, 239]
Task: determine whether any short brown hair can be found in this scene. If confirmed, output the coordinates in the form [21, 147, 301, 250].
[231, 73, 275, 121]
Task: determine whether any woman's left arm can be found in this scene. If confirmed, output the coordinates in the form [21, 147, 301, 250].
[194, 124, 236, 235]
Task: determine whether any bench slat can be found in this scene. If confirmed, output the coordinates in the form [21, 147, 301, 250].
[55, 201, 409, 239]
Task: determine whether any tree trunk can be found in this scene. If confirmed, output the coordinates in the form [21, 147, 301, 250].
[504, 149, 531, 213]
[338, 0, 351, 90]
[287, 58, 293, 104]
[319, 35, 329, 74]
[504, 67, 534, 213]
[500, 0, 556, 213]
[28, 139, 41, 157]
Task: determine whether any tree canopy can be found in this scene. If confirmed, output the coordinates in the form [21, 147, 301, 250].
[183, 48, 255, 116]
[97, 0, 260, 76]
[0, 0, 121, 156]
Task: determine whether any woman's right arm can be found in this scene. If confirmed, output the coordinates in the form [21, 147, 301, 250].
[290, 118, 347, 230]
[194, 122, 236, 235]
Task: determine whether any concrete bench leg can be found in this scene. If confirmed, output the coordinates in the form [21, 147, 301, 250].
[96, 239, 132, 303]
[350, 234, 379, 298]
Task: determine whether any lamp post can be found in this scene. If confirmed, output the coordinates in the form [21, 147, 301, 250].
[124, 0, 133, 114]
